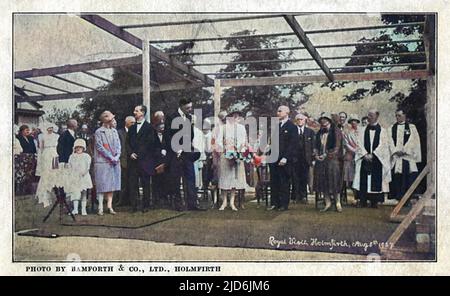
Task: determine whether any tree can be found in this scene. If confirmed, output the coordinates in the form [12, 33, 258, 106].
[218, 30, 310, 118]
[44, 106, 83, 129]
[321, 15, 428, 142]
[77, 66, 142, 130]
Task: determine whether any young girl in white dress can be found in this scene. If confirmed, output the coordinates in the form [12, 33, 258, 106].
[68, 139, 93, 215]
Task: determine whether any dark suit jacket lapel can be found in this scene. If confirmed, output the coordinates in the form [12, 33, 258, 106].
[137, 121, 149, 139]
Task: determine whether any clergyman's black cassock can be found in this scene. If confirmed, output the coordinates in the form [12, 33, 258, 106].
[358, 124, 384, 205]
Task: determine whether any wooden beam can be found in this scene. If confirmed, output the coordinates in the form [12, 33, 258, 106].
[283, 15, 334, 81]
[193, 52, 426, 66]
[169, 39, 423, 56]
[15, 81, 202, 102]
[81, 71, 112, 83]
[214, 79, 222, 120]
[219, 70, 429, 87]
[385, 193, 431, 248]
[150, 32, 295, 44]
[120, 14, 287, 29]
[390, 164, 430, 221]
[80, 14, 143, 49]
[307, 21, 425, 35]
[79, 14, 213, 86]
[206, 63, 426, 77]
[14, 86, 47, 96]
[149, 22, 424, 44]
[15, 56, 142, 79]
[50, 74, 98, 91]
[17, 77, 72, 93]
[143, 39, 151, 117]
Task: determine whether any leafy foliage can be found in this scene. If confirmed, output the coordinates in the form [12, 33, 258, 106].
[44, 106, 84, 129]
[219, 30, 310, 117]
[322, 14, 427, 103]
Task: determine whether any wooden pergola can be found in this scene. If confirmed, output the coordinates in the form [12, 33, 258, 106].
[15, 14, 431, 116]
[14, 14, 436, 258]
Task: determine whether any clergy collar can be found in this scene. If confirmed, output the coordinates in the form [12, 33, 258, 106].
[367, 123, 379, 130]
[397, 121, 406, 125]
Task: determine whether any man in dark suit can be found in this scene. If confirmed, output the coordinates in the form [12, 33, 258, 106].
[291, 113, 315, 203]
[268, 105, 297, 211]
[16, 125, 37, 154]
[57, 119, 78, 163]
[164, 98, 200, 211]
[114, 116, 135, 206]
[151, 122, 170, 207]
[128, 105, 155, 212]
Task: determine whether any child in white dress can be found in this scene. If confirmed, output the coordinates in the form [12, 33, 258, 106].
[68, 139, 93, 215]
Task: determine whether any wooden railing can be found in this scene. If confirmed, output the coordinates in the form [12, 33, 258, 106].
[384, 191, 432, 249]
[390, 164, 430, 222]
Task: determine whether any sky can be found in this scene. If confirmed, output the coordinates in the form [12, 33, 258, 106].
[13, 13, 418, 126]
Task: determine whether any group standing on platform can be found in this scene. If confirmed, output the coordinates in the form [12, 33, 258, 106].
[14, 98, 424, 216]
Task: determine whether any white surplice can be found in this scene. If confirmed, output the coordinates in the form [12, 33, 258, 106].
[353, 124, 392, 193]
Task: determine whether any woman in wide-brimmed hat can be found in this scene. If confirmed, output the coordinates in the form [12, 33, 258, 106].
[94, 110, 121, 215]
[313, 113, 344, 213]
[35, 123, 60, 207]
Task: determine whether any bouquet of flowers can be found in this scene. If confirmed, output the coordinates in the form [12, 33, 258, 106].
[224, 145, 255, 164]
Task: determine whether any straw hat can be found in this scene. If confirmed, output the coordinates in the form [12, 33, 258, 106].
[318, 112, 332, 123]
[348, 114, 360, 124]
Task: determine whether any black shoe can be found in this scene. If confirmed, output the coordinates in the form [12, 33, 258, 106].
[278, 207, 288, 211]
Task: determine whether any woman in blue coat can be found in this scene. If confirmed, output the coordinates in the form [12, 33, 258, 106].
[94, 110, 121, 215]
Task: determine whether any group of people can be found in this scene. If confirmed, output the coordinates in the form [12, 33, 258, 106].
[265, 106, 422, 212]
[14, 98, 422, 216]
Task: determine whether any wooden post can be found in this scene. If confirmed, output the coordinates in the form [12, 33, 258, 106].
[214, 79, 222, 120]
[424, 15, 436, 193]
[143, 39, 151, 120]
